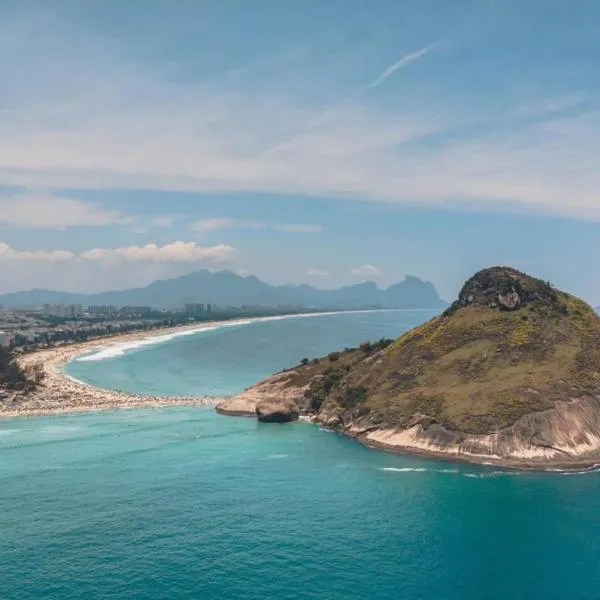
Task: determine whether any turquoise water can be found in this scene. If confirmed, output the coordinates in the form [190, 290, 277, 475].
[66, 310, 435, 397]
[3, 309, 600, 599]
[1, 408, 600, 600]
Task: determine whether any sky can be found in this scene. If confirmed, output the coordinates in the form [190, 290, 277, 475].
[1, 0, 600, 302]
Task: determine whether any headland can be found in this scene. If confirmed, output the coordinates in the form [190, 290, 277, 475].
[218, 267, 600, 470]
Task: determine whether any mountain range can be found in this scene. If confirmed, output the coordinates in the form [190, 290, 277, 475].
[0, 270, 447, 310]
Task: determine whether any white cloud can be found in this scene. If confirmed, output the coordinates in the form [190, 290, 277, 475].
[0, 242, 75, 263]
[0, 241, 236, 266]
[190, 218, 322, 233]
[276, 224, 323, 233]
[351, 264, 382, 277]
[191, 218, 264, 232]
[2, 8, 600, 222]
[307, 269, 329, 277]
[82, 242, 237, 265]
[0, 191, 128, 230]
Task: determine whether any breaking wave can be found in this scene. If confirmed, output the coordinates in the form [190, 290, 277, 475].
[74, 309, 401, 363]
[380, 467, 460, 474]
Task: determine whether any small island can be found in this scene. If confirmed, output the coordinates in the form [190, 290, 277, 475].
[217, 266, 600, 470]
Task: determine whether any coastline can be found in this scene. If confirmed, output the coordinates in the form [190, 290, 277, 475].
[2, 308, 402, 419]
[1, 319, 237, 418]
[11, 306, 589, 472]
[354, 429, 600, 472]
[215, 372, 600, 472]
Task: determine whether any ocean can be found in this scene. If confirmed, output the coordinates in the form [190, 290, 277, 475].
[64, 309, 435, 397]
[2, 310, 600, 599]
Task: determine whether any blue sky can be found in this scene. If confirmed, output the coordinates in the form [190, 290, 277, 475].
[1, 0, 600, 302]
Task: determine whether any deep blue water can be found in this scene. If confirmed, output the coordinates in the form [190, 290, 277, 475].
[2, 309, 600, 599]
[2, 409, 600, 600]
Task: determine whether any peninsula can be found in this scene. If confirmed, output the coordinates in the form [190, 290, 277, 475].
[217, 267, 600, 469]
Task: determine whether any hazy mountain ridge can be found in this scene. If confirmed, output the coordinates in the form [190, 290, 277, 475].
[0, 270, 447, 310]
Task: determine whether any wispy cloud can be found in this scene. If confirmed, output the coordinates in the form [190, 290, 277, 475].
[2, 5, 600, 222]
[0, 191, 129, 230]
[0, 190, 181, 233]
[150, 215, 177, 227]
[261, 41, 441, 157]
[351, 264, 382, 277]
[190, 218, 322, 233]
[514, 93, 587, 118]
[307, 269, 329, 277]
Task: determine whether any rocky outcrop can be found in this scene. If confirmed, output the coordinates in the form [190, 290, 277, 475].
[256, 398, 299, 423]
[216, 266, 600, 469]
[447, 266, 558, 314]
[315, 395, 600, 468]
[216, 370, 309, 417]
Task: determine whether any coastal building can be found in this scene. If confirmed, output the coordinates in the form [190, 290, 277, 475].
[120, 306, 153, 317]
[184, 303, 206, 314]
[0, 331, 14, 348]
[43, 304, 84, 318]
[88, 305, 118, 316]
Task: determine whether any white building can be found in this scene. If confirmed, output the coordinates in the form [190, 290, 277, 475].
[42, 304, 83, 318]
[0, 331, 14, 348]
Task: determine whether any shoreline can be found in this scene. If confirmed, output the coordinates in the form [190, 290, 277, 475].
[12, 306, 585, 473]
[356, 430, 600, 472]
[215, 372, 600, 472]
[2, 318, 244, 418]
[2, 308, 412, 419]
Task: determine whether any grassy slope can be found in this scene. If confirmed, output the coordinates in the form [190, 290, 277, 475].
[281, 288, 600, 435]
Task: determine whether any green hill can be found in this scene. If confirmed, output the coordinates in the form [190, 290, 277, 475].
[218, 267, 600, 468]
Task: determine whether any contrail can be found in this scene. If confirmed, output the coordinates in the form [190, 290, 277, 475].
[361, 43, 438, 94]
[260, 41, 441, 157]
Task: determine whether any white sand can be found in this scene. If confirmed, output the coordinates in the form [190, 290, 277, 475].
[2, 321, 231, 418]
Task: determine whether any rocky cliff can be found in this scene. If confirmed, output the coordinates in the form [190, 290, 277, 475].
[217, 267, 600, 468]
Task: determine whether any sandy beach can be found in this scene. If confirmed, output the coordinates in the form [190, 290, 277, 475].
[0, 320, 234, 418]
[1, 310, 369, 418]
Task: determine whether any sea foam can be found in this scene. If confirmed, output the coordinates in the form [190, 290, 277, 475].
[380, 466, 460, 475]
[381, 467, 428, 473]
[74, 309, 401, 363]
[76, 322, 246, 362]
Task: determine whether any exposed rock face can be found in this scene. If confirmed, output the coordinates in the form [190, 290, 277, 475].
[498, 291, 521, 311]
[317, 396, 600, 468]
[256, 398, 299, 423]
[216, 370, 309, 417]
[217, 266, 600, 468]
[448, 266, 558, 314]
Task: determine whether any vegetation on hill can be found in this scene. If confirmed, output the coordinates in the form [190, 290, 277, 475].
[279, 267, 600, 436]
[0, 348, 43, 393]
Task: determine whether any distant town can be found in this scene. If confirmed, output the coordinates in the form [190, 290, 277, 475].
[0, 302, 328, 352]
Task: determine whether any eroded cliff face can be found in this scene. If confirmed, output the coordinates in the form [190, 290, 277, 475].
[218, 373, 600, 467]
[216, 370, 310, 417]
[314, 395, 600, 467]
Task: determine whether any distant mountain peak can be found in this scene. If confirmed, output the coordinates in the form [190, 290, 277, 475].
[0, 269, 447, 310]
